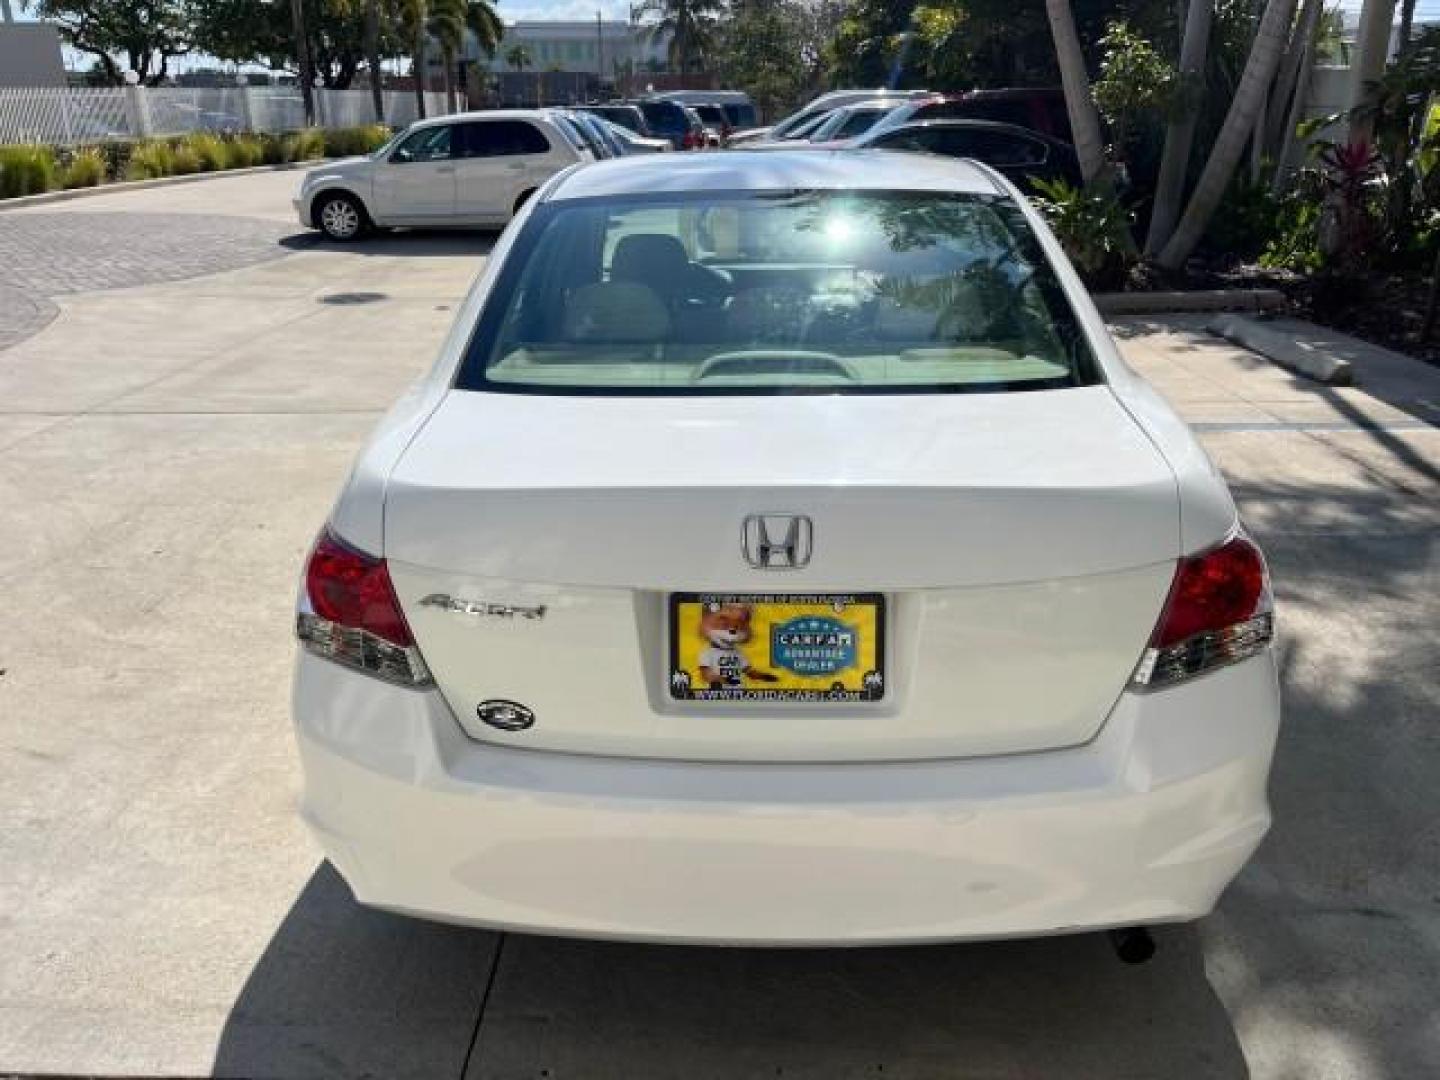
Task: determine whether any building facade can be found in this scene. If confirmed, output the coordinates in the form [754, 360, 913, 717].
[467, 20, 669, 77]
[0, 23, 67, 88]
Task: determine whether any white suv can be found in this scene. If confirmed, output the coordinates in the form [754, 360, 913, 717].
[295, 110, 593, 240]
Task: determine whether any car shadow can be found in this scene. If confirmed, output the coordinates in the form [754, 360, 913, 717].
[279, 228, 502, 258]
[212, 864, 1248, 1079]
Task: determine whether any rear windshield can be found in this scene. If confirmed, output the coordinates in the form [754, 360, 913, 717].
[456, 190, 1098, 396]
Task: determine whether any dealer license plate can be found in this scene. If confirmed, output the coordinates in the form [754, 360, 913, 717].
[668, 593, 886, 703]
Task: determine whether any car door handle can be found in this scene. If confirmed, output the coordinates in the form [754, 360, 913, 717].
[507, 162, 526, 170]
[435, 165, 456, 174]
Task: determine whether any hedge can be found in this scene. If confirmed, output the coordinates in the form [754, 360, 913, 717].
[0, 125, 394, 201]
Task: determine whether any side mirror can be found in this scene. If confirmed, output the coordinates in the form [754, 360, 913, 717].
[391, 147, 412, 163]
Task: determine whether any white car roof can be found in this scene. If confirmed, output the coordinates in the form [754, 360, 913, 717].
[407, 109, 554, 130]
[546, 149, 1002, 200]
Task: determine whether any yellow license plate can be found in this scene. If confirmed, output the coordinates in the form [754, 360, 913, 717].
[668, 593, 886, 703]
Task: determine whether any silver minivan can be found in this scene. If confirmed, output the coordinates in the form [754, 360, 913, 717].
[295, 110, 592, 240]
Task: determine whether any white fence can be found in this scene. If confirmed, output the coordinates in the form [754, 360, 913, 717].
[0, 85, 452, 145]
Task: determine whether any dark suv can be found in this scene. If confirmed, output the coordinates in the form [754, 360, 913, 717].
[636, 100, 707, 150]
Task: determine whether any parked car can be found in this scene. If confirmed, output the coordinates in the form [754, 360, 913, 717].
[804, 100, 901, 142]
[293, 149, 1280, 950]
[691, 103, 732, 145]
[652, 90, 758, 130]
[852, 119, 1083, 188]
[294, 110, 592, 241]
[599, 118, 671, 154]
[569, 109, 624, 157]
[864, 88, 1074, 144]
[580, 103, 654, 138]
[636, 99, 709, 150]
[550, 108, 613, 159]
[727, 88, 929, 146]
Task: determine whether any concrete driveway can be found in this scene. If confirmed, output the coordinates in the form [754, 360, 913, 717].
[1, 171, 1436, 1080]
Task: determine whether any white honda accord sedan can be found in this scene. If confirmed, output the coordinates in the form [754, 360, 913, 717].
[293, 150, 1279, 949]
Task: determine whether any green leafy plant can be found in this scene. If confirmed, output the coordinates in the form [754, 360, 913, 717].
[1093, 21, 1180, 148]
[61, 146, 106, 189]
[1259, 175, 1325, 273]
[293, 127, 326, 161]
[1029, 177, 1138, 288]
[0, 144, 58, 198]
[169, 145, 202, 175]
[322, 124, 391, 158]
[224, 135, 266, 169]
[183, 131, 228, 172]
[125, 140, 175, 179]
[259, 133, 287, 165]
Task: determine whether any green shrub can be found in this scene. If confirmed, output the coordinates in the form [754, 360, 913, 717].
[62, 147, 106, 189]
[294, 127, 326, 161]
[259, 133, 286, 165]
[184, 131, 228, 172]
[323, 124, 391, 157]
[0, 144, 58, 198]
[126, 140, 175, 179]
[1029, 176, 1138, 289]
[223, 136, 266, 169]
[170, 145, 201, 175]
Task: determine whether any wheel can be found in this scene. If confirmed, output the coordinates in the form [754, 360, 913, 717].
[315, 192, 367, 242]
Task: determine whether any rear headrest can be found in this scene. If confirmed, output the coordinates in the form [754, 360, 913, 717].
[611, 233, 692, 285]
[562, 282, 671, 343]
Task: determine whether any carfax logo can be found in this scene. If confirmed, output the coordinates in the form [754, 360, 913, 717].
[771, 615, 858, 677]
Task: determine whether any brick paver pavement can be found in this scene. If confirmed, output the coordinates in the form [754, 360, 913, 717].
[0, 210, 298, 349]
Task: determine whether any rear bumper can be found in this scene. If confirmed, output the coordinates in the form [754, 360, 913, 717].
[293, 652, 1279, 945]
[293, 197, 312, 229]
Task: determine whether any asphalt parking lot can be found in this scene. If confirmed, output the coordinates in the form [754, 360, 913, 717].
[1, 170, 1437, 1080]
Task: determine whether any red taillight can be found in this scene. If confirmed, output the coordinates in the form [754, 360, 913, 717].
[297, 528, 430, 685]
[683, 130, 699, 149]
[305, 529, 413, 646]
[1154, 534, 1267, 647]
[1134, 532, 1273, 688]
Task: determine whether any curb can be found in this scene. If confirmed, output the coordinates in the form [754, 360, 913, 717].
[1093, 289, 1287, 316]
[1206, 314, 1355, 385]
[0, 160, 318, 212]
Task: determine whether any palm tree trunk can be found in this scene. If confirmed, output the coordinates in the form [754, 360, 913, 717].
[414, 27, 427, 119]
[1263, 0, 1322, 155]
[1397, 0, 1417, 54]
[1044, 0, 1107, 185]
[1272, 30, 1317, 190]
[1156, 0, 1299, 269]
[441, 46, 455, 113]
[366, 0, 384, 123]
[1145, 0, 1214, 255]
[1347, 0, 1397, 144]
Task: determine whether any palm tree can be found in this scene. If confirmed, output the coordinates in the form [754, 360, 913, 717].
[365, 0, 385, 123]
[635, 0, 722, 74]
[427, 0, 466, 112]
[1156, 0, 1300, 268]
[466, 0, 503, 106]
[505, 43, 533, 106]
[1145, 0, 1213, 254]
[505, 43, 531, 71]
[1043, 0, 1106, 185]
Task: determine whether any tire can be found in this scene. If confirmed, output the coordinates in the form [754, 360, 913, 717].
[314, 192, 368, 242]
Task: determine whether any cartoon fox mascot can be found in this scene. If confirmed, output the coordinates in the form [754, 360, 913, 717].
[697, 603, 779, 689]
